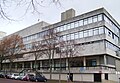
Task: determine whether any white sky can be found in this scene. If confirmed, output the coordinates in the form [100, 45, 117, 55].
[0, 0, 120, 35]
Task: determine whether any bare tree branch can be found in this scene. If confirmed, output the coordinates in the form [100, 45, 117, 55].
[0, 0, 61, 20]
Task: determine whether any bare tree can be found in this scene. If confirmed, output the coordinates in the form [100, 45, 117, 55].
[60, 40, 79, 82]
[31, 41, 44, 72]
[55, 38, 65, 83]
[4, 35, 25, 73]
[0, 0, 61, 20]
[0, 39, 8, 71]
[42, 28, 58, 80]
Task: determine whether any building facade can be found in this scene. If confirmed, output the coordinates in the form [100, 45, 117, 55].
[2, 8, 120, 83]
[0, 31, 6, 40]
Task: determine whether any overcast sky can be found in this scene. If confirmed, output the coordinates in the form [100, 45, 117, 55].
[0, 0, 120, 35]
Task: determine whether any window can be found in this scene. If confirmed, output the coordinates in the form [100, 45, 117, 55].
[42, 60, 49, 70]
[86, 59, 97, 67]
[67, 23, 71, 30]
[106, 41, 119, 51]
[63, 25, 67, 31]
[75, 21, 79, 27]
[24, 62, 31, 68]
[114, 35, 118, 44]
[98, 14, 102, 21]
[75, 32, 79, 39]
[79, 20, 83, 26]
[56, 27, 60, 32]
[89, 29, 93, 36]
[104, 15, 109, 23]
[59, 26, 64, 32]
[63, 35, 67, 41]
[23, 37, 27, 41]
[84, 30, 88, 37]
[88, 17, 93, 24]
[71, 22, 74, 29]
[54, 59, 66, 70]
[99, 27, 104, 34]
[71, 33, 74, 40]
[84, 19, 88, 25]
[79, 31, 83, 38]
[93, 16, 98, 22]
[71, 59, 83, 67]
[54, 60, 60, 70]
[67, 34, 70, 40]
[93, 28, 99, 35]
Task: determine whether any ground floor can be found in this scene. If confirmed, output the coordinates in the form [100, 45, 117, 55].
[2, 55, 120, 83]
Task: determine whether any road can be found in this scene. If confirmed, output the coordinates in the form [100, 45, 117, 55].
[0, 78, 44, 83]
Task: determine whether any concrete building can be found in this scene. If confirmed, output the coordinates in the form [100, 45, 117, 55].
[2, 8, 120, 83]
[0, 31, 6, 40]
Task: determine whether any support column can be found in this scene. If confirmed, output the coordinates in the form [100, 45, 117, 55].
[40, 61, 42, 70]
[104, 55, 107, 65]
[66, 58, 68, 70]
[30, 62, 33, 69]
[22, 62, 24, 70]
[83, 57, 86, 70]
[104, 55, 107, 69]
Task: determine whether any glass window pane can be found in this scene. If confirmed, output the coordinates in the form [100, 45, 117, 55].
[104, 15, 109, 23]
[75, 32, 79, 39]
[63, 35, 66, 41]
[67, 24, 71, 30]
[88, 17, 92, 24]
[98, 14, 102, 21]
[84, 30, 88, 37]
[63, 25, 67, 31]
[89, 29, 93, 36]
[75, 21, 79, 28]
[79, 31, 83, 38]
[71, 22, 74, 29]
[71, 33, 74, 40]
[93, 28, 99, 35]
[93, 16, 98, 22]
[99, 27, 104, 34]
[56, 27, 59, 32]
[60, 26, 64, 31]
[79, 20, 83, 26]
[84, 19, 88, 25]
[67, 34, 70, 40]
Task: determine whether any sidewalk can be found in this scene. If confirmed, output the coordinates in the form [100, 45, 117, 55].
[46, 80, 94, 83]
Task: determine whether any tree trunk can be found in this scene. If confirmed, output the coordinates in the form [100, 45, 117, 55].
[34, 57, 37, 75]
[34, 57, 37, 70]
[0, 56, 3, 71]
[49, 50, 52, 80]
[0, 61, 2, 71]
[68, 58, 71, 83]
[59, 51, 62, 83]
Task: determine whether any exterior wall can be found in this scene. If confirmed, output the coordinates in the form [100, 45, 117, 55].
[2, 8, 120, 83]
[108, 73, 118, 82]
[116, 59, 120, 71]
[13, 21, 50, 37]
[74, 74, 94, 82]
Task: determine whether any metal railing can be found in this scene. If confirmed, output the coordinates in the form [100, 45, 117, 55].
[2, 65, 116, 73]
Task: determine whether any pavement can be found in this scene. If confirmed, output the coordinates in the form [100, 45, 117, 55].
[0, 78, 94, 83]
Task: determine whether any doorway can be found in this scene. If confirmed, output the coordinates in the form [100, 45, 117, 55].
[94, 73, 101, 82]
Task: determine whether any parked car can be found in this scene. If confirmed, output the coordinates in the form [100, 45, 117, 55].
[0, 73, 5, 78]
[10, 73, 19, 79]
[22, 74, 34, 81]
[30, 74, 47, 82]
[16, 73, 26, 80]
